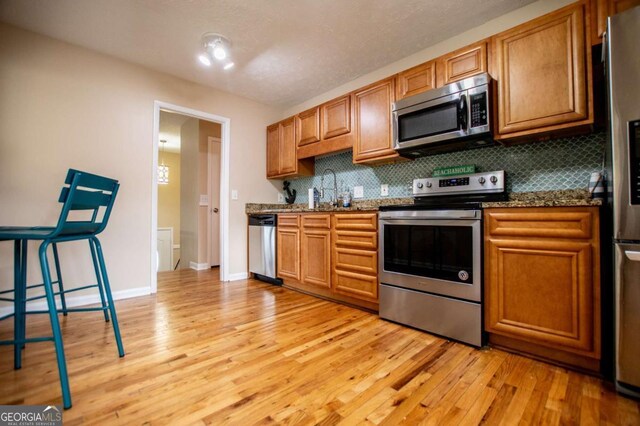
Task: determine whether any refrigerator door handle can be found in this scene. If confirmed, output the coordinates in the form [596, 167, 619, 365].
[625, 250, 640, 261]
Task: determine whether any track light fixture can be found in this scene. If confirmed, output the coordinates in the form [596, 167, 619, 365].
[198, 32, 234, 70]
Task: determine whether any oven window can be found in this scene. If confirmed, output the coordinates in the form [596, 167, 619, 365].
[383, 224, 473, 283]
[398, 101, 459, 142]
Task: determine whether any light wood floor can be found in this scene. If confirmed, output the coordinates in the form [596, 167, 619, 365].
[1, 268, 638, 425]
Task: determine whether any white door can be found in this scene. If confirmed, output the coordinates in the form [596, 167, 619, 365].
[209, 137, 221, 267]
[157, 227, 173, 272]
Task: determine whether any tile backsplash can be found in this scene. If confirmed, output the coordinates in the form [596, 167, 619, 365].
[285, 132, 605, 203]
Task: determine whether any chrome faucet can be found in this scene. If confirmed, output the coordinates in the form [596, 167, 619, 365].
[320, 168, 338, 206]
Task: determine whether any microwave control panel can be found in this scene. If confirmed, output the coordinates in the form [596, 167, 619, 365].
[630, 119, 640, 205]
[470, 92, 488, 128]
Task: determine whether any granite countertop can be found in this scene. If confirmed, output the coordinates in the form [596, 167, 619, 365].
[245, 189, 602, 214]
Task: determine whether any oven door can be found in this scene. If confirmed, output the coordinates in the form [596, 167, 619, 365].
[379, 210, 482, 302]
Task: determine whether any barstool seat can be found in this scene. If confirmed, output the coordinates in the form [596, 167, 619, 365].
[0, 169, 125, 409]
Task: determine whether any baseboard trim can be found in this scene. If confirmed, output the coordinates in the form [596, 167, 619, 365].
[0, 286, 151, 317]
[189, 261, 210, 271]
[227, 272, 249, 281]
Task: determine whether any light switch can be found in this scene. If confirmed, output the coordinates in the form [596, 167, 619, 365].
[380, 184, 389, 196]
[231, 190, 238, 200]
[199, 194, 209, 206]
[278, 193, 285, 203]
[353, 186, 364, 199]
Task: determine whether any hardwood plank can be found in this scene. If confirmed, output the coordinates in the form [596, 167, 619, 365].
[0, 268, 636, 425]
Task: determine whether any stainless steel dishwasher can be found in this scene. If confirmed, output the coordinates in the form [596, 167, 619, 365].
[248, 214, 281, 285]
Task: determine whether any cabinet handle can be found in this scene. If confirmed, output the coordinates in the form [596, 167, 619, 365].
[625, 250, 640, 262]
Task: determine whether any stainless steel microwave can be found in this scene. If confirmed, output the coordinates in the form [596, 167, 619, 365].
[393, 73, 494, 157]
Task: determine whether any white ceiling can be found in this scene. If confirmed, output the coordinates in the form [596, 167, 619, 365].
[0, 0, 535, 107]
[159, 110, 190, 153]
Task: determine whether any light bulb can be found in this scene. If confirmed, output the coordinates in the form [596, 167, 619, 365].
[224, 62, 234, 70]
[213, 44, 226, 60]
[198, 54, 211, 66]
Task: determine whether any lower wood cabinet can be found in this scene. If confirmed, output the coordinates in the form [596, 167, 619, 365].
[276, 212, 378, 309]
[484, 207, 601, 372]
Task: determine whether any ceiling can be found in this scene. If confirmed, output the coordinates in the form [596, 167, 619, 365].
[159, 110, 190, 153]
[0, 0, 535, 107]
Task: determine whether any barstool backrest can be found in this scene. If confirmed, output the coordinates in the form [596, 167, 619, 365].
[54, 169, 120, 237]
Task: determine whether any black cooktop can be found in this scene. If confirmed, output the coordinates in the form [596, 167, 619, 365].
[379, 192, 508, 211]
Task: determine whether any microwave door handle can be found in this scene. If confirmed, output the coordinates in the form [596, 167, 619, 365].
[458, 94, 468, 130]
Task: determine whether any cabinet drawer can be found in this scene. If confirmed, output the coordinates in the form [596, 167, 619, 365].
[333, 213, 377, 231]
[485, 208, 595, 239]
[278, 214, 300, 228]
[333, 230, 377, 250]
[301, 214, 331, 229]
[333, 270, 378, 301]
[334, 248, 377, 275]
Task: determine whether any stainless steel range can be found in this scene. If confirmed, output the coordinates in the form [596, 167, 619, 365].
[378, 170, 506, 346]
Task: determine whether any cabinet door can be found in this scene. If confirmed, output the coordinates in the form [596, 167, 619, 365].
[436, 41, 488, 87]
[395, 60, 436, 100]
[485, 238, 596, 356]
[277, 227, 300, 281]
[322, 95, 351, 139]
[278, 117, 297, 174]
[296, 107, 320, 147]
[493, 2, 591, 138]
[266, 123, 280, 178]
[301, 229, 331, 288]
[353, 78, 399, 163]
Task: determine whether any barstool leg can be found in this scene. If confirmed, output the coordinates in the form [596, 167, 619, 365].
[19, 240, 27, 351]
[14, 240, 23, 369]
[89, 240, 110, 322]
[52, 243, 68, 316]
[39, 241, 72, 409]
[91, 237, 124, 358]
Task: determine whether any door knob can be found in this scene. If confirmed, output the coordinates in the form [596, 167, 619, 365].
[212, 208, 219, 213]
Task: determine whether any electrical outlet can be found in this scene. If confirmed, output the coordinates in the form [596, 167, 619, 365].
[380, 184, 389, 196]
[277, 193, 285, 203]
[353, 186, 364, 199]
[231, 190, 238, 200]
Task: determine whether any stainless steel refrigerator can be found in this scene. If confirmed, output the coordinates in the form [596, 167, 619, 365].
[605, 6, 640, 398]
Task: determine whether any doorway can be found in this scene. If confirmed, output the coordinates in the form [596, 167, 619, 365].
[151, 101, 230, 293]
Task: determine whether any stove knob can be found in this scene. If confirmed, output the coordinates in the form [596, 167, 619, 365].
[426, 182, 432, 188]
[478, 177, 486, 185]
[416, 182, 424, 189]
[490, 175, 498, 184]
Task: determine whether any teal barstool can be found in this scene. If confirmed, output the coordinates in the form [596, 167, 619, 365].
[0, 169, 125, 409]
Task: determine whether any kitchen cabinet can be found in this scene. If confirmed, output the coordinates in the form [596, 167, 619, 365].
[296, 107, 320, 147]
[484, 207, 601, 372]
[300, 215, 331, 289]
[332, 213, 378, 302]
[591, 0, 640, 43]
[276, 214, 300, 281]
[353, 77, 402, 164]
[266, 117, 314, 179]
[492, 1, 593, 141]
[297, 94, 354, 159]
[276, 212, 378, 310]
[436, 40, 488, 87]
[395, 60, 436, 101]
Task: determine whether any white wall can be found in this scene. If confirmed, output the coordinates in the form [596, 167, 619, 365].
[282, 0, 576, 117]
[0, 22, 283, 299]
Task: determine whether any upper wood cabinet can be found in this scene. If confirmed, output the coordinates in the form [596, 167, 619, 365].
[492, 1, 593, 140]
[484, 207, 601, 371]
[266, 117, 314, 179]
[297, 94, 354, 159]
[591, 0, 640, 43]
[436, 40, 488, 87]
[395, 60, 436, 101]
[353, 77, 401, 164]
[296, 107, 320, 147]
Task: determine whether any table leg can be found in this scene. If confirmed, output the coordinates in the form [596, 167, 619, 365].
[13, 240, 22, 369]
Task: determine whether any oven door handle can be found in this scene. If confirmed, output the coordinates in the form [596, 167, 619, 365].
[379, 210, 481, 220]
[380, 218, 481, 227]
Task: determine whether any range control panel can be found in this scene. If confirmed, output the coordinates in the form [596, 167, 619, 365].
[413, 170, 505, 197]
